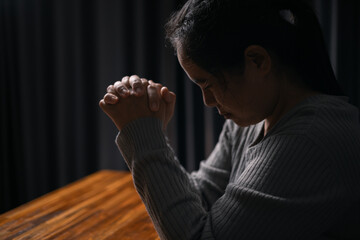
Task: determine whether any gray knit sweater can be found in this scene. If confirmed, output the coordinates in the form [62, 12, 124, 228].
[116, 94, 360, 240]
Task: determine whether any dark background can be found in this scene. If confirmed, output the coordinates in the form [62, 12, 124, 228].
[1, 0, 359, 213]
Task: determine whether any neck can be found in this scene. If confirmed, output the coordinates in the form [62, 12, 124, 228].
[264, 78, 319, 136]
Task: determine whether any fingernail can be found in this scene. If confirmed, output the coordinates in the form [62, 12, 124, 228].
[117, 87, 128, 97]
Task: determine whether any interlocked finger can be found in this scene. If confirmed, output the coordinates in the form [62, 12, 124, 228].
[147, 85, 161, 111]
[148, 80, 163, 89]
[107, 84, 116, 94]
[140, 78, 149, 86]
[147, 80, 163, 111]
[129, 75, 144, 96]
[161, 87, 176, 128]
[121, 76, 130, 87]
[103, 92, 119, 104]
[103, 84, 120, 104]
[114, 81, 130, 98]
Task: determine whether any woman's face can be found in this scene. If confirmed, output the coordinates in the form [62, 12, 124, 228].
[177, 47, 281, 127]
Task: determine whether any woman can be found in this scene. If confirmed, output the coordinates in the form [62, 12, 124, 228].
[99, 0, 360, 239]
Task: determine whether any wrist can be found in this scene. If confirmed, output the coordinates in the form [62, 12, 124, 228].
[116, 118, 167, 163]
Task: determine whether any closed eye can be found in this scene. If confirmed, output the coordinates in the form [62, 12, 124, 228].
[204, 85, 212, 90]
[203, 80, 212, 90]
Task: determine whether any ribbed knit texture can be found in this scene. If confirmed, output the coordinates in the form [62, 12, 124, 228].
[116, 94, 360, 240]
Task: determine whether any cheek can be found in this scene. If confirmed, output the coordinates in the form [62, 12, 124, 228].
[211, 83, 227, 101]
[228, 80, 265, 112]
[212, 89, 226, 104]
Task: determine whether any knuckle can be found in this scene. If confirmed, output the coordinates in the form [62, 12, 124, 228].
[107, 85, 114, 92]
[132, 80, 143, 90]
[142, 81, 149, 89]
[121, 76, 130, 85]
[129, 75, 139, 81]
[133, 79, 141, 85]
[103, 94, 111, 102]
[140, 78, 149, 86]
[129, 75, 143, 88]
[149, 80, 162, 89]
[154, 83, 162, 89]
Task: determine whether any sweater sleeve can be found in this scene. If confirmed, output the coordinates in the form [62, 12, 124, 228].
[116, 117, 211, 239]
[189, 120, 233, 209]
[116, 118, 343, 240]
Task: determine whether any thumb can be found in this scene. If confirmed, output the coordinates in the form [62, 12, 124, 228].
[161, 87, 176, 129]
[161, 87, 176, 103]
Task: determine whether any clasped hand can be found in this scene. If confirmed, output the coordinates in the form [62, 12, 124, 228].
[99, 75, 176, 131]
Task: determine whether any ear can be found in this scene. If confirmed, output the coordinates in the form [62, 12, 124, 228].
[244, 45, 272, 75]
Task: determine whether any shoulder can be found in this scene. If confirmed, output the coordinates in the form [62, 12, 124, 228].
[259, 94, 360, 192]
[269, 94, 360, 141]
[298, 95, 360, 157]
[266, 94, 360, 160]
[244, 134, 334, 196]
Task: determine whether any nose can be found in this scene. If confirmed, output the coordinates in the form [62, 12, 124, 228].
[202, 89, 217, 107]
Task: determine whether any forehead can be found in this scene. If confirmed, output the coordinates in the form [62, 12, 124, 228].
[177, 48, 213, 84]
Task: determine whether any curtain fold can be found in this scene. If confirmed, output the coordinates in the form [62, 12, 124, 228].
[1, 0, 359, 213]
[314, 0, 360, 107]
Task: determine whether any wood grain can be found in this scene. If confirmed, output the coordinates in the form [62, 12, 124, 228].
[0, 170, 159, 240]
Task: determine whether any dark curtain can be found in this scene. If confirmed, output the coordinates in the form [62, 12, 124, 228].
[314, 0, 360, 107]
[1, 0, 359, 214]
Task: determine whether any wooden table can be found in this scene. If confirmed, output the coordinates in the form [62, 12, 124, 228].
[0, 170, 159, 240]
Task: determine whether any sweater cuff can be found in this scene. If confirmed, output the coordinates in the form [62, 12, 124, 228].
[115, 118, 168, 170]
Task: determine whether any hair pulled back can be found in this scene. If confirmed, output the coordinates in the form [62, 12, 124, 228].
[165, 0, 343, 95]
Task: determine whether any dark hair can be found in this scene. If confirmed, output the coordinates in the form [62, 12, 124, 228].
[165, 0, 343, 95]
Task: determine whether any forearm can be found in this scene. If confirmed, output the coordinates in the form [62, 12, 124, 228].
[116, 117, 210, 239]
